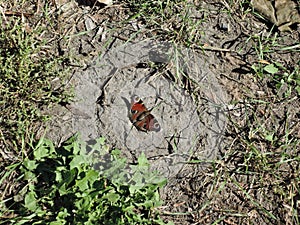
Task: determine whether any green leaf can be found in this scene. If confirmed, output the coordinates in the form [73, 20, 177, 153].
[274, 61, 284, 70]
[34, 145, 49, 160]
[34, 138, 56, 160]
[264, 64, 278, 74]
[70, 155, 87, 170]
[57, 183, 68, 196]
[137, 152, 149, 167]
[265, 133, 274, 142]
[23, 159, 37, 171]
[24, 191, 38, 211]
[57, 169, 77, 195]
[52, 208, 70, 224]
[76, 170, 98, 192]
[97, 137, 106, 145]
[103, 191, 120, 203]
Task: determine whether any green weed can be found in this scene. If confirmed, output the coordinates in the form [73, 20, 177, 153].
[1, 135, 169, 224]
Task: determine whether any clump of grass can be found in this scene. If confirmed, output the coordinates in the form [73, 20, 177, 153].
[123, 0, 205, 46]
[0, 17, 71, 153]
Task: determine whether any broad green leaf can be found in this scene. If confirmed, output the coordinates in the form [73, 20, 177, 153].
[34, 145, 49, 160]
[76, 170, 98, 192]
[23, 159, 37, 171]
[34, 138, 55, 159]
[24, 191, 38, 211]
[103, 191, 120, 203]
[264, 64, 278, 74]
[70, 155, 86, 170]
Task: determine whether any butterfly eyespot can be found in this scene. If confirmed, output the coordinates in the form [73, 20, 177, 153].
[132, 95, 140, 103]
[131, 109, 137, 114]
[154, 123, 160, 129]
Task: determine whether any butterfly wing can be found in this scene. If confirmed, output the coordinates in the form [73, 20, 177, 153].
[130, 96, 147, 123]
[144, 114, 161, 132]
[130, 96, 160, 132]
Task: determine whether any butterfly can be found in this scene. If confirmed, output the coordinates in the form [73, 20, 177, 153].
[129, 95, 161, 132]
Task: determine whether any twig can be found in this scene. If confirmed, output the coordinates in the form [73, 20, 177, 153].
[197, 44, 234, 52]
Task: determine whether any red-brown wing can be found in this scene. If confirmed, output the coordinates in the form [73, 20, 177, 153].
[130, 96, 148, 123]
[133, 116, 148, 132]
[130, 96, 160, 132]
[133, 113, 160, 132]
[144, 114, 161, 132]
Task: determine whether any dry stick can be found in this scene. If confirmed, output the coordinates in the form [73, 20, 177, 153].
[4, 11, 33, 18]
[36, 0, 40, 14]
[198, 44, 234, 52]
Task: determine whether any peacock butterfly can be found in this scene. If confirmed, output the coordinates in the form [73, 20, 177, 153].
[129, 95, 161, 132]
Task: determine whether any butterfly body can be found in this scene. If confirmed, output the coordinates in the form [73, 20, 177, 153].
[130, 96, 161, 132]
